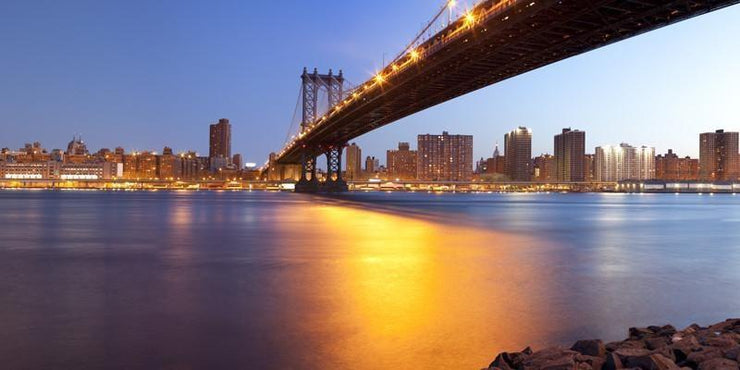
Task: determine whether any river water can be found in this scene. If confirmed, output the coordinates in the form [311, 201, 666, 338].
[1, 190, 739, 369]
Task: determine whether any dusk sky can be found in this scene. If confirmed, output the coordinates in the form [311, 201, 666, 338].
[1, 0, 739, 164]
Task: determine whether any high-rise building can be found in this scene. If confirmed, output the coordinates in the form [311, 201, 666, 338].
[417, 131, 473, 181]
[533, 154, 555, 182]
[699, 130, 739, 181]
[209, 118, 232, 166]
[584, 154, 595, 181]
[158, 147, 176, 180]
[554, 128, 585, 182]
[594, 143, 655, 181]
[655, 150, 699, 181]
[232, 154, 243, 170]
[504, 127, 532, 181]
[345, 143, 362, 180]
[138, 151, 158, 180]
[387, 142, 418, 180]
[365, 156, 376, 174]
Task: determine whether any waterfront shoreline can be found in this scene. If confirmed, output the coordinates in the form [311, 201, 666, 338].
[486, 319, 740, 370]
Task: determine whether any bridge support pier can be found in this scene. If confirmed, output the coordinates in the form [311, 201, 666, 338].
[295, 150, 319, 193]
[322, 145, 348, 192]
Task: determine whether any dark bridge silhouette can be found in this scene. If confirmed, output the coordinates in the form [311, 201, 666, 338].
[270, 0, 738, 192]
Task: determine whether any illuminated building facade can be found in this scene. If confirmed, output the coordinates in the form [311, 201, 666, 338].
[345, 143, 362, 180]
[655, 149, 699, 181]
[387, 142, 417, 180]
[209, 118, 232, 169]
[533, 154, 555, 182]
[0, 162, 116, 180]
[417, 131, 473, 181]
[595, 143, 655, 181]
[584, 154, 595, 181]
[158, 147, 176, 180]
[554, 128, 585, 182]
[699, 129, 739, 181]
[504, 127, 532, 181]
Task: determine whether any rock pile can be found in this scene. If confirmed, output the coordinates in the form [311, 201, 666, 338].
[487, 319, 740, 370]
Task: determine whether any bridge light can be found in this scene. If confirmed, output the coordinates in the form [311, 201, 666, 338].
[465, 12, 476, 25]
[392, 64, 399, 71]
[375, 73, 385, 84]
[410, 49, 420, 60]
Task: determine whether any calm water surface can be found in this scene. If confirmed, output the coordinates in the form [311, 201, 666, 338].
[1, 190, 739, 369]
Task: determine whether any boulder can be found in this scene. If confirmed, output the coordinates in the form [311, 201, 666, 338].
[489, 348, 536, 369]
[657, 326, 679, 338]
[697, 358, 739, 370]
[571, 340, 606, 358]
[687, 347, 725, 368]
[708, 319, 740, 334]
[684, 324, 704, 335]
[521, 347, 579, 370]
[630, 327, 655, 340]
[671, 335, 703, 363]
[614, 348, 652, 362]
[705, 335, 739, 349]
[604, 352, 624, 370]
[622, 352, 679, 370]
[575, 354, 605, 370]
[723, 346, 740, 361]
[646, 337, 670, 350]
[608, 340, 648, 352]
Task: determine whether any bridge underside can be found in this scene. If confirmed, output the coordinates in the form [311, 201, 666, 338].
[280, 0, 738, 192]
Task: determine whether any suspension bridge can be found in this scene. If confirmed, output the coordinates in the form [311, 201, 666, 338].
[265, 0, 739, 192]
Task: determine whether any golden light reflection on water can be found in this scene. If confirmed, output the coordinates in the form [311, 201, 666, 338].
[277, 201, 562, 370]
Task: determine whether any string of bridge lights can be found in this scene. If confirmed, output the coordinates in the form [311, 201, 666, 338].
[266, 0, 529, 170]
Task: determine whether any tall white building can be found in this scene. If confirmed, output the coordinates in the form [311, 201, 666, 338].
[595, 143, 655, 181]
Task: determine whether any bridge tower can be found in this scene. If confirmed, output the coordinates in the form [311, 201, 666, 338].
[295, 68, 348, 193]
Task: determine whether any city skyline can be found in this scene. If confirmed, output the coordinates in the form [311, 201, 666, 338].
[1, 1, 739, 164]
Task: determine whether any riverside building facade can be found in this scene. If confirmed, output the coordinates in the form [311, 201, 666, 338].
[594, 143, 655, 181]
[554, 128, 586, 182]
[699, 129, 739, 181]
[504, 127, 532, 181]
[417, 132, 473, 181]
[387, 142, 417, 180]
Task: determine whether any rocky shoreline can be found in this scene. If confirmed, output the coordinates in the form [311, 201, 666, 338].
[486, 319, 740, 370]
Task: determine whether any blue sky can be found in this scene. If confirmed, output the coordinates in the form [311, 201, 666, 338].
[1, 1, 739, 164]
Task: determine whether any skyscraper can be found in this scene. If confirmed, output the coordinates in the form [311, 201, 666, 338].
[595, 143, 655, 181]
[417, 131, 473, 181]
[584, 154, 595, 181]
[554, 128, 585, 182]
[209, 118, 232, 163]
[699, 129, 739, 181]
[504, 127, 532, 181]
[345, 143, 362, 180]
[365, 156, 376, 174]
[387, 142, 418, 180]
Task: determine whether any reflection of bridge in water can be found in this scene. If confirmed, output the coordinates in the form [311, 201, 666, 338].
[266, 0, 739, 193]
